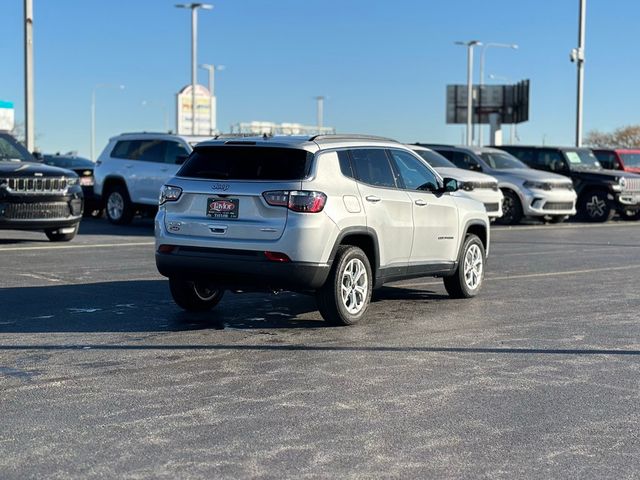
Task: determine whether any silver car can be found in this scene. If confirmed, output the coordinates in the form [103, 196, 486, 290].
[425, 146, 577, 224]
[410, 145, 503, 219]
[155, 135, 490, 326]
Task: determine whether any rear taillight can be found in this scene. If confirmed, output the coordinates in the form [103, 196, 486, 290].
[263, 190, 327, 213]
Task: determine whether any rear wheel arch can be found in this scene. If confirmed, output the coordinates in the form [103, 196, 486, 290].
[102, 176, 129, 198]
[329, 228, 380, 283]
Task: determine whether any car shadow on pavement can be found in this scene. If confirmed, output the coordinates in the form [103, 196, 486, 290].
[77, 217, 155, 237]
[0, 280, 449, 333]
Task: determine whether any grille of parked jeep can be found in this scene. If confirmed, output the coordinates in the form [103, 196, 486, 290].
[484, 203, 500, 212]
[623, 178, 640, 192]
[3, 177, 69, 193]
[543, 202, 574, 211]
[1, 202, 71, 219]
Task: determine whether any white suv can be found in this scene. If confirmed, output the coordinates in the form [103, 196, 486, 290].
[94, 132, 210, 224]
[155, 135, 490, 325]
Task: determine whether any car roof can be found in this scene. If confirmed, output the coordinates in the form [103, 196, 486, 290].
[496, 145, 594, 151]
[110, 132, 212, 143]
[196, 134, 402, 152]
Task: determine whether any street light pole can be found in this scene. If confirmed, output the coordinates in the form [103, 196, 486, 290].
[574, 0, 586, 147]
[175, 3, 213, 136]
[200, 63, 224, 135]
[455, 41, 482, 146]
[91, 84, 124, 160]
[315, 96, 325, 132]
[478, 42, 518, 146]
[24, 0, 34, 152]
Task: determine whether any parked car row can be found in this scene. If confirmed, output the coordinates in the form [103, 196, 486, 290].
[3, 125, 640, 247]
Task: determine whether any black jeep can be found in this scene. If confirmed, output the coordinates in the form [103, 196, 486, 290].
[0, 132, 83, 241]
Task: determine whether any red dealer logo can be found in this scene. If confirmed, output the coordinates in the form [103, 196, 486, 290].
[209, 200, 236, 213]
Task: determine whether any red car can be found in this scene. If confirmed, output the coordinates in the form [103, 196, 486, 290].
[593, 148, 640, 173]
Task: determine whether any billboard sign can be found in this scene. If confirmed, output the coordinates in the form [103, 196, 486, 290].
[0, 100, 15, 132]
[176, 85, 212, 135]
[446, 80, 530, 124]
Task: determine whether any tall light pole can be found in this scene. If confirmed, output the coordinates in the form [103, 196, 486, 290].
[200, 63, 224, 135]
[478, 42, 518, 146]
[175, 3, 213, 136]
[141, 100, 169, 132]
[24, 0, 34, 152]
[455, 40, 482, 146]
[315, 96, 325, 132]
[91, 84, 124, 160]
[572, 0, 586, 147]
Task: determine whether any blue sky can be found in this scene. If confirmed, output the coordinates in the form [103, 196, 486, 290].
[1, 0, 639, 157]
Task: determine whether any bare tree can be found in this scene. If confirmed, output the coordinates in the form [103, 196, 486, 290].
[585, 125, 640, 148]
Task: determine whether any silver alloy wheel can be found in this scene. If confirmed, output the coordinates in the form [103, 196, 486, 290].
[107, 191, 124, 220]
[340, 258, 368, 315]
[463, 244, 483, 290]
[586, 195, 606, 218]
[193, 282, 220, 301]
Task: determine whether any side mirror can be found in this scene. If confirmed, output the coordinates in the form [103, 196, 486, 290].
[175, 154, 188, 165]
[442, 177, 459, 193]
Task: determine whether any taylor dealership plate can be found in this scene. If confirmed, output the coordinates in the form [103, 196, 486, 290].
[206, 198, 239, 219]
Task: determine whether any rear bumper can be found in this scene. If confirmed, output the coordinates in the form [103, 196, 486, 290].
[156, 246, 330, 291]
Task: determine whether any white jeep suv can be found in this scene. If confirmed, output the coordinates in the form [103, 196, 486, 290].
[155, 135, 490, 325]
[94, 132, 210, 224]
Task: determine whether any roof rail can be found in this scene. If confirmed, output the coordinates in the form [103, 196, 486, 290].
[213, 133, 265, 139]
[309, 134, 398, 143]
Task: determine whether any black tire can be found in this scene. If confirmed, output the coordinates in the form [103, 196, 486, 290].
[444, 234, 485, 299]
[316, 245, 372, 326]
[105, 184, 134, 225]
[44, 225, 78, 242]
[578, 190, 614, 222]
[169, 278, 225, 312]
[495, 189, 523, 225]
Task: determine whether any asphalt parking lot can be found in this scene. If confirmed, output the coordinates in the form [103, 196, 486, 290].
[1, 218, 639, 479]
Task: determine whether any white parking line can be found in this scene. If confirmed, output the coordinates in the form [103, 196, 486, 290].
[0, 241, 155, 252]
[398, 264, 640, 288]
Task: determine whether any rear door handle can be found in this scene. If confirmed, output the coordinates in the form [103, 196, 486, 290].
[124, 164, 133, 169]
[365, 195, 381, 203]
[414, 199, 428, 206]
[160, 167, 169, 172]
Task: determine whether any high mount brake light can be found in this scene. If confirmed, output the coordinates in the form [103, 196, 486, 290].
[263, 190, 327, 213]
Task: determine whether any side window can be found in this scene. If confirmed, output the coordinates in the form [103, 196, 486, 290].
[594, 151, 616, 170]
[137, 140, 166, 163]
[509, 148, 535, 165]
[452, 152, 480, 171]
[435, 149, 455, 161]
[111, 140, 140, 159]
[538, 149, 567, 172]
[165, 141, 190, 164]
[349, 148, 397, 188]
[389, 149, 439, 191]
[337, 150, 354, 179]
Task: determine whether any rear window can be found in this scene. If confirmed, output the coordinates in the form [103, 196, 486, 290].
[178, 146, 313, 180]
